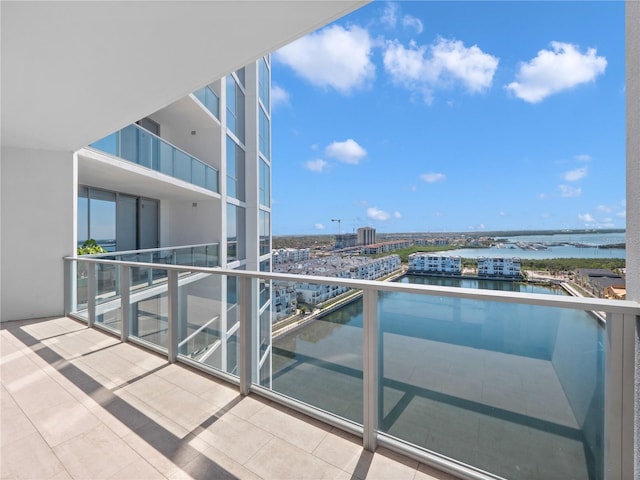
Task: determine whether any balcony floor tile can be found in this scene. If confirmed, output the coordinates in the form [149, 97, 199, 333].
[1, 316, 460, 480]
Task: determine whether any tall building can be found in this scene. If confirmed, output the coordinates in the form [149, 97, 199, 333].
[357, 226, 376, 245]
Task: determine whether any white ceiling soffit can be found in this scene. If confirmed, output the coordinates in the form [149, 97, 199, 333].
[1, 1, 368, 152]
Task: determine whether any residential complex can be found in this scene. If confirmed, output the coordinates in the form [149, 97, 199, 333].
[273, 248, 311, 265]
[477, 257, 522, 278]
[408, 253, 462, 275]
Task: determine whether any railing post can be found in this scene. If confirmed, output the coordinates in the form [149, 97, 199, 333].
[605, 312, 635, 479]
[363, 288, 379, 451]
[64, 259, 72, 316]
[87, 262, 96, 327]
[120, 265, 130, 342]
[167, 270, 179, 363]
[239, 276, 256, 396]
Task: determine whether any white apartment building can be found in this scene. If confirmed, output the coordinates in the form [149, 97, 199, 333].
[350, 255, 401, 280]
[273, 248, 311, 265]
[477, 257, 522, 278]
[272, 282, 298, 321]
[408, 254, 462, 274]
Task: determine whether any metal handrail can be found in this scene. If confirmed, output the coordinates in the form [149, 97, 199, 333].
[64, 255, 640, 315]
[78, 242, 220, 259]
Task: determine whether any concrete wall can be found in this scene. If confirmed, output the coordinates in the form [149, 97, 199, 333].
[1, 147, 75, 321]
[160, 199, 220, 248]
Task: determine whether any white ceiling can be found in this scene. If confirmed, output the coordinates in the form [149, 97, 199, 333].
[1, 1, 367, 152]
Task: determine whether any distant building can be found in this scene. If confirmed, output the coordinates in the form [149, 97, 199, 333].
[477, 257, 522, 278]
[273, 248, 310, 265]
[357, 227, 376, 245]
[408, 254, 462, 274]
[361, 240, 411, 254]
[335, 233, 358, 249]
[272, 282, 298, 320]
[604, 284, 626, 300]
[576, 269, 625, 297]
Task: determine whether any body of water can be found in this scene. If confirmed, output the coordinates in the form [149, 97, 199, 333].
[448, 231, 626, 259]
[270, 275, 604, 480]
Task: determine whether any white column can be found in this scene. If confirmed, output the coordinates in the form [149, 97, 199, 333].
[1, 147, 76, 321]
[626, 1, 640, 476]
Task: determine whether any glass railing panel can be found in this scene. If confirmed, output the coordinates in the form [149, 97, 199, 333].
[268, 282, 363, 424]
[174, 248, 193, 266]
[259, 306, 271, 358]
[191, 158, 206, 188]
[173, 150, 191, 183]
[206, 244, 219, 267]
[74, 260, 89, 319]
[95, 262, 121, 333]
[191, 246, 207, 267]
[177, 272, 222, 363]
[194, 86, 220, 119]
[206, 168, 218, 192]
[377, 288, 604, 480]
[90, 123, 219, 193]
[129, 267, 169, 350]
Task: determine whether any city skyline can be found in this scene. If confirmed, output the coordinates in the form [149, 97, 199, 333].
[270, 1, 625, 235]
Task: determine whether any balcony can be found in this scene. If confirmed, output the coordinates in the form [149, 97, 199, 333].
[52, 255, 640, 480]
[193, 86, 220, 120]
[90, 124, 219, 193]
[1, 316, 451, 480]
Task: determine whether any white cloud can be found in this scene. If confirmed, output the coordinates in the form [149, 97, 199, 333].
[578, 213, 595, 223]
[383, 37, 499, 102]
[506, 42, 607, 103]
[314, 223, 326, 230]
[596, 205, 613, 213]
[393, 211, 402, 219]
[275, 25, 375, 94]
[325, 139, 367, 164]
[558, 185, 582, 197]
[305, 159, 329, 172]
[563, 167, 588, 182]
[575, 154, 592, 162]
[616, 210, 627, 218]
[381, 2, 398, 29]
[468, 224, 486, 230]
[271, 84, 290, 109]
[367, 207, 391, 221]
[499, 211, 507, 217]
[603, 217, 613, 223]
[402, 15, 423, 34]
[420, 172, 446, 183]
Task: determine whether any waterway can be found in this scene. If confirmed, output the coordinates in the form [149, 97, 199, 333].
[448, 231, 625, 259]
[271, 275, 603, 480]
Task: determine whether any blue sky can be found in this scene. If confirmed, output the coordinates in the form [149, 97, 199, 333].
[270, 1, 625, 236]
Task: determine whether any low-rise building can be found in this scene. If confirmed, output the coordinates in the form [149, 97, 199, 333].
[408, 254, 462, 274]
[361, 240, 411, 254]
[477, 257, 522, 278]
[273, 248, 311, 265]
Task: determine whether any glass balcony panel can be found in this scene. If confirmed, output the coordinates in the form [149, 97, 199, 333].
[75, 260, 89, 318]
[173, 150, 191, 183]
[174, 248, 194, 266]
[377, 289, 603, 480]
[192, 246, 207, 267]
[90, 123, 219, 193]
[129, 267, 169, 350]
[206, 244, 219, 267]
[259, 306, 271, 358]
[177, 273, 222, 364]
[95, 262, 121, 333]
[191, 159, 206, 189]
[194, 86, 220, 119]
[269, 282, 363, 424]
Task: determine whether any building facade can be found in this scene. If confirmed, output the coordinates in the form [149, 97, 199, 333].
[408, 254, 462, 274]
[357, 227, 376, 245]
[273, 248, 311, 264]
[477, 257, 521, 278]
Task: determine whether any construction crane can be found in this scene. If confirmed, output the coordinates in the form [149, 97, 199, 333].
[331, 218, 342, 236]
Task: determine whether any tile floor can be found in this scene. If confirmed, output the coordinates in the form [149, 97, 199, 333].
[1, 316, 459, 480]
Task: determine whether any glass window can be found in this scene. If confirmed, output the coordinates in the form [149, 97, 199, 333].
[77, 186, 89, 246]
[226, 76, 245, 144]
[259, 58, 270, 110]
[235, 68, 245, 88]
[259, 160, 270, 207]
[227, 203, 246, 261]
[89, 189, 116, 251]
[259, 107, 270, 160]
[260, 210, 270, 256]
[226, 136, 245, 201]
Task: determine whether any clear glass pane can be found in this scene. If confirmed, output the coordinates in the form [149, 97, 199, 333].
[177, 273, 222, 363]
[158, 142, 173, 176]
[205, 167, 218, 192]
[130, 267, 168, 350]
[75, 260, 89, 318]
[378, 284, 604, 480]
[269, 282, 363, 423]
[192, 159, 206, 188]
[174, 150, 191, 182]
